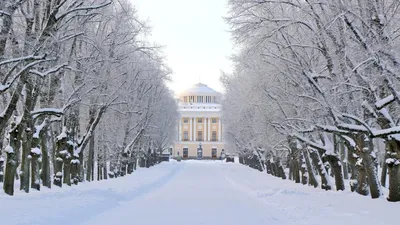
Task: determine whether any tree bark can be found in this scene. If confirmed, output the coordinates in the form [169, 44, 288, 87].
[0, 155, 3, 183]
[386, 140, 400, 201]
[325, 154, 345, 191]
[265, 158, 272, 174]
[362, 137, 382, 198]
[355, 159, 369, 196]
[300, 152, 308, 185]
[277, 158, 286, 179]
[3, 122, 21, 195]
[54, 128, 68, 187]
[380, 143, 388, 188]
[304, 149, 318, 188]
[309, 148, 331, 190]
[86, 131, 95, 182]
[40, 124, 51, 188]
[339, 140, 349, 180]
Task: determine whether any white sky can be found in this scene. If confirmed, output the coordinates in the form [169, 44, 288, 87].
[131, 0, 233, 95]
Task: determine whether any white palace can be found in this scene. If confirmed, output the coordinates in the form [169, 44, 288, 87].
[173, 83, 224, 159]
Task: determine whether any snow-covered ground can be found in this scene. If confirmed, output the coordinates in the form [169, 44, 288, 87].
[1, 161, 399, 225]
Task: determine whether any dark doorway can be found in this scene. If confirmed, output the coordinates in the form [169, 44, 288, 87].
[212, 148, 217, 158]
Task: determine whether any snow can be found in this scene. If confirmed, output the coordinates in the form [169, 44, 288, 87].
[0, 161, 399, 225]
[375, 93, 395, 109]
[342, 135, 356, 147]
[71, 159, 80, 165]
[33, 120, 47, 138]
[4, 145, 13, 153]
[372, 126, 400, 137]
[56, 126, 68, 140]
[31, 147, 41, 155]
[322, 133, 333, 154]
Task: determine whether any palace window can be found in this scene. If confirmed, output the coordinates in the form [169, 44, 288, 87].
[183, 148, 188, 158]
[211, 131, 217, 141]
[212, 118, 217, 123]
[183, 118, 188, 123]
[197, 131, 203, 141]
[197, 118, 203, 123]
[212, 148, 217, 158]
[183, 131, 189, 141]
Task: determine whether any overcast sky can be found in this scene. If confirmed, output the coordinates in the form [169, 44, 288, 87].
[131, 0, 233, 95]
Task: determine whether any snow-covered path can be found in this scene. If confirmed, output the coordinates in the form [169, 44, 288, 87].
[1, 161, 399, 225]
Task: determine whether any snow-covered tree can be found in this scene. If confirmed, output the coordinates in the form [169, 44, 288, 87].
[224, 0, 400, 201]
[1, 0, 177, 196]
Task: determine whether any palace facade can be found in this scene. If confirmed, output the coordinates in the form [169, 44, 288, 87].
[173, 83, 224, 159]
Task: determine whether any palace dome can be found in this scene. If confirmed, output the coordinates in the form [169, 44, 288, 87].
[180, 83, 219, 97]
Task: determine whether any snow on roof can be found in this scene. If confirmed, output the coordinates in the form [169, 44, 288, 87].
[180, 83, 219, 96]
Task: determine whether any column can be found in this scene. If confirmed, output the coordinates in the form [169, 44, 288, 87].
[178, 118, 182, 141]
[218, 118, 222, 142]
[203, 116, 206, 141]
[189, 117, 193, 141]
[193, 117, 197, 141]
[208, 117, 211, 141]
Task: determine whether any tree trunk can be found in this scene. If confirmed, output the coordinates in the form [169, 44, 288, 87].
[288, 158, 293, 180]
[386, 140, 400, 201]
[387, 158, 400, 202]
[355, 159, 369, 196]
[3, 150, 18, 195]
[309, 148, 331, 190]
[86, 131, 95, 182]
[71, 156, 80, 185]
[3, 122, 22, 195]
[344, 139, 358, 191]
[54, 128, 68, 187]
[40, 127, 51, 188]
[265, 158, 272, 174]
[63, 158, 72, 186]
[30, 153, 41, 191]
[270, 160, 277, 176]
[79, 151, 84, 182]
[277, 158, 286, 179]
[293, 158, 301, 183]
[340, 140, 349, 180]
[20, 133, 32, 193]
[0, 156, 4, 183]
[30, 131, 41, 191]
[103, 161, 108, 180]
[362, 137, 382, 198]
[304, 149, 318, 188]
[381, 144, 388, 188]
[300, 152, 308, 185]
[326, 154, 345, 191]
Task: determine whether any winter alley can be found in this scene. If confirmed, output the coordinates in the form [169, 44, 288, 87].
[1, 161, 399, 225]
